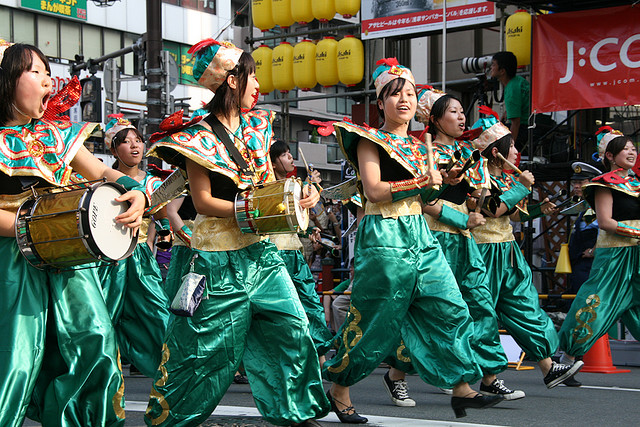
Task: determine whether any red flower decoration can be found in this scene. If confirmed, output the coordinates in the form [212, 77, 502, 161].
[150, 109, 204, 143]
[456, 128, 483, 141]
[309, 119, 337, 136]
[593, 169, 627, 184]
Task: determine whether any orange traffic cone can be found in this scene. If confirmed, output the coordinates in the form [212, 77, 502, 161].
[580, 334, 631, 374]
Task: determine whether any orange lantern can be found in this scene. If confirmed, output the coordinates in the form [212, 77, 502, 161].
[335, 0, 359, 19]
[272, 41, 295, 93]
[312, 0, 335, 22]
[272, 0, 294, 29]
[316, 36, 339, 87]
[291, 0, 314, 25]
[293, 39, 317, 91]
[505, 9, 531, 67]
[337, 35, 364, 87]
[252, 0, 275, 32]
[253, 44, 274, 95]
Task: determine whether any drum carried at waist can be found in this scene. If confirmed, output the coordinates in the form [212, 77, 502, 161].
[15, 181, 137, 270]
[235, 178, 309, 234]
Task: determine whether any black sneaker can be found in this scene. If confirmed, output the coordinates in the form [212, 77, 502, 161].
[480, 378, 526, 400]
[544, 360, 584, 389]
[561, 375, 582, 387]
[382, 371, 416, 407]
[233, 373, 249, 384]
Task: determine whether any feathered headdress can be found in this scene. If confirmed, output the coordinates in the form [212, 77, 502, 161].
[415, 84, 445, 124]
[104, 113, 137, 148]
[595, 126, 625, 161]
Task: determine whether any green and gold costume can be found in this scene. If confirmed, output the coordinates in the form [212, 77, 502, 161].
[270, 233, 334, 350]
[322, 120, 483, 389]
[0, 119, 124, 427]
[144, 110, 329, 426]
[98, 172, 171, 378]
[559, 171, 640, 356]
[472, 171, 558, 362]
[425, 139, 508, 375]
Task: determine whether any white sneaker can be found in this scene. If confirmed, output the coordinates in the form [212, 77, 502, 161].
[383, 371, 416, 407]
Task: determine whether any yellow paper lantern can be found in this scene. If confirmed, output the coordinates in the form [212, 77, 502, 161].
[252, 0, 275, 32]
[337, 35, 364, 87]
[505, 9, 531, 67]
[293, 39, 317, 91]
[316, 36, 339, 87]
[253, 44, 274, 95]
[291, 0, 314, 25]
[272, 0, 294, 29]
[312, 0, 335, 22]
[335, 0, 359, 18]
[272, 41, 295, 93]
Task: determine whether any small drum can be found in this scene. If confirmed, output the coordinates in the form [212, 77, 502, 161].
[235, 178, 309, 234]
[15, 182, 137, 270]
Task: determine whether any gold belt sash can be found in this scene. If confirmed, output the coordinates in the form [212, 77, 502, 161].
[596, 219, 640, 248]
[471, 216, 515, 244]
[364, 195, 422, 218]
[191, 215, 264, 251]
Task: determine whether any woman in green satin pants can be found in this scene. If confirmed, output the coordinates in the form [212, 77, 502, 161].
[323, 58, 503, 420]
[143, 39, 328, 427]
[560, 128, 640, 359]
[0, 42, 146, 427]
[469, 108, 583, 389]
[98, 118, 171, 378]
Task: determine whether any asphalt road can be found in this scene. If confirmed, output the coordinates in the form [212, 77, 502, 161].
[23, 362, 640, 426]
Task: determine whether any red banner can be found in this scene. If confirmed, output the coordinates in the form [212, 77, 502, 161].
[532, 6, 640, 113]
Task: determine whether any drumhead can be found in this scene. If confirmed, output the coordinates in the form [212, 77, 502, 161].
[81, 182, 136, 261]
[287, 178, 309, 231]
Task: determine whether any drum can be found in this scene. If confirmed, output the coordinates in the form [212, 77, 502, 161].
[235, 178, 309, 234]
[15, 182, 137, 270]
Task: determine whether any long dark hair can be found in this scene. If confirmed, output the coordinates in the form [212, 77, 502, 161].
[376, 77, 415, 124]
[603, 135, 631, 171]
[0, 43, 51, 125]
[428, 94, 463, 140]
[205, 52, 255, 119]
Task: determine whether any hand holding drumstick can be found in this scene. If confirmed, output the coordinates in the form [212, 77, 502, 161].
[496, 152, 534, 189]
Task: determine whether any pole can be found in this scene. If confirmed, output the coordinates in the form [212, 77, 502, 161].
[146, 0, 163, 135]
[442, 1, 447, 92]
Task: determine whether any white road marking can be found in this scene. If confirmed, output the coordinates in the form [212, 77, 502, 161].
[124, 402, 503, 426]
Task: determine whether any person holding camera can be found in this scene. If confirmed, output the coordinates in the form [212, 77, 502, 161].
[490, 51, 530, 153]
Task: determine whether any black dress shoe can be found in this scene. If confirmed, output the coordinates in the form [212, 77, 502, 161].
[233, 373, 249, 384]
[451, 393, 504, 418]
[326, 390, 368, 424]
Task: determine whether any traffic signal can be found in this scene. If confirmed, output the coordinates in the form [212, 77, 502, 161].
[80, 76, 102, 122]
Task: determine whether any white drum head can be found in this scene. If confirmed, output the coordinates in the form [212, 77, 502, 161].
[287, 179, 309, 231]
[87, 184, 135, 260]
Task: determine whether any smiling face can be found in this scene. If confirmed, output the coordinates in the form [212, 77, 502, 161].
[112, 129, 144, 167]
[432, 98, 466, 139]
[609, 140, 637, 171]
[13, 51, 52, 122]
[241, 72, 260, 111]
[378, 79, 417, 129]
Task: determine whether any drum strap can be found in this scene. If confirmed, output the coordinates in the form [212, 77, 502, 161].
[204, 114, 254, 178]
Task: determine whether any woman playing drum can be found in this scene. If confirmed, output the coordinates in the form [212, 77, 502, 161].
[0, 42, 146, 427]
[144, 39, 328, 427]
[98, 116, 172, 378]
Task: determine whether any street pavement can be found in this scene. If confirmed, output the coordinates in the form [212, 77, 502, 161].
[23, 362, 640, 426]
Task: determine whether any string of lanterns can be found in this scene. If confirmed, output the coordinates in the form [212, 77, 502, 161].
[252, 0, 360, 32]
[253, 36, 364, 94]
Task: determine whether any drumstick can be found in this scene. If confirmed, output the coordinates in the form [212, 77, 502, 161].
[459, 150, 481, 175]
[444, 150, 462, 173]
[496, 152, 523, 174]
[298, 148, 323, 193]
[424, 133, 439, 189]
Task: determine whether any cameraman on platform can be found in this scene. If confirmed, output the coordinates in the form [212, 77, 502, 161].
[490, 51, 530, 153]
